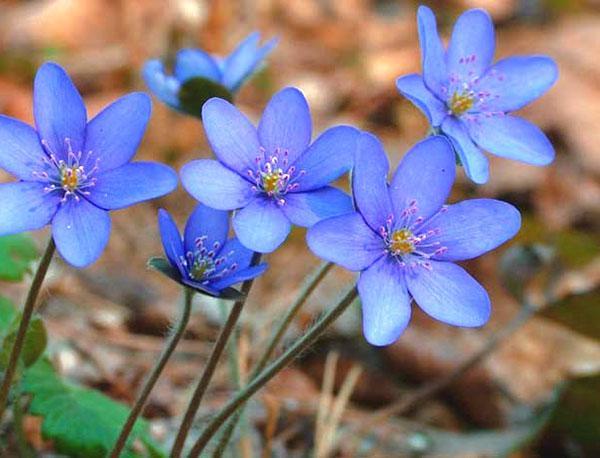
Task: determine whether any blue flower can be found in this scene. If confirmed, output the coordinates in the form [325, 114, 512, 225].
[157, 205, 267, 297]
[143, 32, 277, 111]
[307, 133, 521, 346]
[180, 87, 360, 253]
[396, 6, 558, 184]
[0, 62, 178, 267]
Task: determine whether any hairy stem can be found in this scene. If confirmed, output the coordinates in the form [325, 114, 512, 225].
[188, 286, 358, 457]
[213, 261, 334, 455]
[170, 252, 262, 457]
[109, 288, 194, 457]
[0, 238, 55, 420]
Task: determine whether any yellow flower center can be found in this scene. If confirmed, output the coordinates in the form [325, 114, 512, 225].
[449, 91, 474, 116]
[262, 169, 283, 194]
[60, 166, 80, 191]
[389, 228, 415, 255]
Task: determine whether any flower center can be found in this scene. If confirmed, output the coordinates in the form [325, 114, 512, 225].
[36, 138, 100, 202]
[247, 147, 305, 205]
[389, 228, 415, 255]
[184, 237, 238, 283]
[60, 165, 83, 191]
[378, 201, 449, 271]
[190, 257, 215, 281]
[449, 90, 474, 116]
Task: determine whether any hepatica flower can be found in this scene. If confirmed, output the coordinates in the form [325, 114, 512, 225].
[180, 87, 359, 253]
[396, 6, 558, 183]
[143, 32, 276, 114]
[307, 134, 521, 346]
[0, 63, 177, 267]
[156, 205, 267, 298]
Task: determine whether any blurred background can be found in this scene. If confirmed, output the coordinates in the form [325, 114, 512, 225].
[0, 0, 598, 456]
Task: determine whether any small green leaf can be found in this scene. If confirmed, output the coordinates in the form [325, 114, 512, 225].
[178, 77, 234, 118]
[0, 314, 48, 368]
[22, 358, 161, 457]
[0, 296, 17, 332]
[0, 234, 39, 282]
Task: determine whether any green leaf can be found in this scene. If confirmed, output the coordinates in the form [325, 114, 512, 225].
[178, 77, 234, 118]
[0, 311, 48, 369]
[22, 358, 161, 457]
[0, 234, 38, 282]
[0, 296, 17, 332]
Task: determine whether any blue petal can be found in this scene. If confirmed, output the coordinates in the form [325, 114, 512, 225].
[0, 182, 61, 235]
[202, 97, 261, 174]
[180, 159, 253, 210]
[210, 264, 268, 290]
[358, 257, 411, 346]
[258, 87, 312, 165]
[34, 63, 87, 159]
[441, 117, 489, 184]
[232, 198, 291, 253]
[183, 204, 229, 256]
[174, 49, 221, 82]
[352, 132, 393, 232]
[466, 114, 555, 166]
[87, 162, 177, 210]
[475, 56, 558, 113]
[406, 260, 490, 327]
[142, 60, 181, 109]
[158, 209, 185, 275]
[307, 212, 385, 271]
[417, 6, 448, 99]
[222, 32, 277, 91]
[389, 136, 455, 223]
[52, 198, 111, 268]
[212, 238, 255, 273]
[447, 9, 495, 80]
[0, 115, 48, 180]
[293, 125, 359, 192]
[430, 199, 521, 262]
[84, 92, 151, 172]
[281, 187, 353, 227]
[396, 74, 447, 127]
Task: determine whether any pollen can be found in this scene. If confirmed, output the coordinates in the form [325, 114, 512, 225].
[389, 228, 415, 255]
[60, 166, 81, 191]
[262, 169, 283, 194]
[449, 91, 474, 116]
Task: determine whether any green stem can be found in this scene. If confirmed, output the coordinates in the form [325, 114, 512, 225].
[109, 288, 194, 457]
[0, 238, 55, 420]
[188, 286, 358, 457]
[213, 261, 334, 455]
[170, 252, 262, 458]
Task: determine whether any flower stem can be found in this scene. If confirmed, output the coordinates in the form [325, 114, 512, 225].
[188, 286, 358, 457]
[170, 252, 262, 457]
[109, 288, 194, 458]
[213, 261, 334, 456]
[0, 237, 55, 420]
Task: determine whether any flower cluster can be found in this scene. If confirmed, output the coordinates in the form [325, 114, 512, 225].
[0, 6, 558, 339]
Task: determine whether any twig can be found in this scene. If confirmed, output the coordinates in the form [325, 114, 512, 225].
[187, 286, 358, 457]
